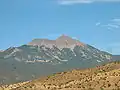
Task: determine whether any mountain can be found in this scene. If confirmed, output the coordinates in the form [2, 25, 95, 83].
[0, 50, 4, 52]
[112, 55, 120, 61]
[28, 35, 84, 48]
[0, 35, 112, 84]
[2, 62, 120, 90]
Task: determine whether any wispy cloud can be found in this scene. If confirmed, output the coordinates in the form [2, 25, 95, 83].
[112, 19, 120, 22]
[58, 0, 120, 5]
[96, 22, 101, 26]
[102, 24, 120, 29]
[97, 18, 120, 30]
[58, 0, 93, 4]
[112, 19, 120, 25]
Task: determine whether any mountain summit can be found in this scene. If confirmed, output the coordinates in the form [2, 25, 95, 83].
[28, 35, 85, 48]
[56, 34, 75, 41]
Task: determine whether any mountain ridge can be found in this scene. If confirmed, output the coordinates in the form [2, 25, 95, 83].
[28, 35, 85, 48]
[0, 35, 116, 85]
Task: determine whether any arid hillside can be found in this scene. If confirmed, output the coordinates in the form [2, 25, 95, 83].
[1, 61, 120, 90]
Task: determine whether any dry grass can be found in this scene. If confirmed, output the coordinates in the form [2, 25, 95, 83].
[1, 62, 120, 90]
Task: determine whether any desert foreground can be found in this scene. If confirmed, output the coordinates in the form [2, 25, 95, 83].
[1, 62, 120, 90]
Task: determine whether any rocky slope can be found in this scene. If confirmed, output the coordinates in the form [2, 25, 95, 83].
[1, 61, 120, 90]
[0, 35, 112, 84]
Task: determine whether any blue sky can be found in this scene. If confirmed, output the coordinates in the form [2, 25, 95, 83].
[0, 0, 120, 54]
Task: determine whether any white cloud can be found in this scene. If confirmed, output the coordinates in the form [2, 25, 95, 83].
[103, 24, 119, 28]
[97, 18, 120, 30]
[112, 19, 120, 26]
[59, 0, 93, 4]
[58, 0, 120, 5]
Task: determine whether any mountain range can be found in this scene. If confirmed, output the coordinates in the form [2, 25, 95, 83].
[0, 35, 119, 85]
